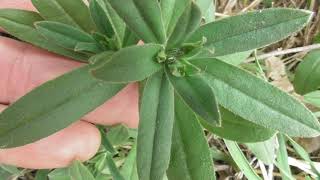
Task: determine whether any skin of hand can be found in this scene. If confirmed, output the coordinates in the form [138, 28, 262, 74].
[0, 0, 139, 169]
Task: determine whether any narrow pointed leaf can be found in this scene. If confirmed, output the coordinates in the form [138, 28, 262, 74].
[138, 72, 174, 180]
[200, 107, 275, 143]
[167, 94, 215, 180]
[35, 21, 96, 50]
[276, 134, 294, 180]
[224, 140, 262, 180]
[75, 42, 103, 54]
[69, 160, 95, 180]
[107, 0, 166, 43]
[246, 136, 277, 165]
[91, 44, 163, 83]
[31, 0, 95, 33]
[188, 8, 313, 57]
[0, 9, 87, 61]
[122, 27, 139, 47]
[293, 50, 320, 95]
[160, 0, 191, 37]
[120, 144, 139, 180]
[0, 66, 124, 148]
[194, 0, 214, 17]
[106, 155, 125, 180]
[167, 2, 202, 49]
[166, 71, 220, 126]
[193, 58, 320, 137]
[89, 0, 114, 38]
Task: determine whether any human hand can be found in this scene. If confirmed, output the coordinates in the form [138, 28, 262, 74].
[0, 0, 139, 169]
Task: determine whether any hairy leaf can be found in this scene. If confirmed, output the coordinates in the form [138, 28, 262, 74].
[188, 8, 312, 57]
[35, 21, 96, 50]
[193, 58, 320, 137]
[89, 0, 114, 37]
[167, 2, 202, 49]
[31, 0, 95, 33]
[166, 71, 220, 126]
[91, 44, 163, 83]
[138, 72, 174, 180]
[0, 9, 87, 61]
[107, 0, 166, 43]
[200, 107, 275, 143]
[294, 50, 320, 95]
[0, 66, 124, 148]
[167, 95, 215, 180]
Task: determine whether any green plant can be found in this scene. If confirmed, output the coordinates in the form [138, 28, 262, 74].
[0, 0, 319, 179]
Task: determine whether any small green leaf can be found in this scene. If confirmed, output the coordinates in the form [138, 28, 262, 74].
[167, 2, 202, 49]
[75, 42, 103, 54]
[246, 136, 277, 165]
[0, 9, 87, 61]
[193, 58, 320, 137]
[69, 160, 95, 180]
[224, 140, 262, 180]
[276, 134, 294, 180]
[217, 51, 252, 66]
[98, 126, 116, 154]
[166, 71, 221, 126]
[160, 0, 191, 38]
[200, 107, 275, 143]
[48, 168, 71, 180]
[294, 50, 320, 95]
[122, 27, 139, 47]
[107, 125, 130, 146]
[194, 0, 214, 18]
[188, 8, 312, 57]
[120, 144, 139, 180]
[138, 72, 174, 180]
[167, 94, 215, 180]
[107, 0, 166, 43]
[89, 0, 114, 38]
[35, 170, 50, 180]
[35, 21, 96, 50]
[91, 44, 163, 83]
[105, 155, 125, 180]
[31, 0, 95, 33]
[304, 91, 320, 108]
[0, 66, 124, 148]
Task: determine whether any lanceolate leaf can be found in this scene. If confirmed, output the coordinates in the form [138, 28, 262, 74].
[293, 50, 320, 95]
[0, 9, 87, 61]
[35, 21, 97, 50]
[167, 95, 215, 180]
[193, 58, 320, 137]
[160, 0, 191, 38]
[107, 0, 166, 43]
[138, 72, 174, 180]
[0, 66, 124, 148]
[122, 27, 139, 47]
[121, 144, 139, 180]
[200, 107, 275, 143]
[69, 160, 95, 180]
[89, 0, 114, 38]
[188, 8, 313, 57]
[166, 71, 221, 126]
[91, 44, 163, 83]
[167, 2, 202, 49]
[246, 136, 277, 165]
[31, 0, 96, 33]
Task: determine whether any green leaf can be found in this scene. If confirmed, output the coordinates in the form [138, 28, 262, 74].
[98, 126, 116, 154]
[217, 51, 252, 66]
[35, 21, 96, 50]
[35, 170, 50, 180]
[89, 0, 114, 38]
[48, 168, 71, 180]
[75, 42, 103, 54]
[224, 140, 262, 180]
[188, 8, 312, 57]
[31, 0, 95, 33]
[202, 1, 215, 23]
[122, 27, 139, 47]
[246, 136, 277, 165]
[294, 50, 320, 95]
[105, 155, 125, 180]
[166, 71, 220, 126]
[91, 44, 163, 83]
[137, 72, 174, 180]
[0, 66, 124, 148]
[0, 9, 87, 61]
[167, 94, 215, 180]
[107, 125, 130, 146]
[304, 91, 320, 108]
[193, 58, 320, 137]
[160, 0, 191, 38]
[276, 134, 294, 180]
[107, 0, 166, 43]
[200, 107, 275, 143]
[120, 144, 139, 180]
[69, 160, 95, 180]
[194, 0, 214, 17]
[167, 2, 202, 49]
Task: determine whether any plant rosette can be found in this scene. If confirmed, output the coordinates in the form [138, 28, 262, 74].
[0, 0, 319, 180]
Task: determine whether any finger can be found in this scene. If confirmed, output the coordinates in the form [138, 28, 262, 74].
[0, 105, 101, 169]
[0, 0, 35, 11]
[0, 37, 139, 128]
